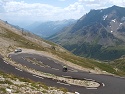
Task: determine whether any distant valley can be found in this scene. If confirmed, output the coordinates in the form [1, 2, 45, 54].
[25, 19, 76, 38]
[1, 1, 125, 94]
[49, 5, 125, 61]
[1, 5, 125, 77]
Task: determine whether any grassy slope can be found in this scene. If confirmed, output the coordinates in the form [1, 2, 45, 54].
[0, 71, 68, 93]
[1, 27, 45, 51]
[63, 43, 125, 61]
[110, 58, 125, 76]
[0, 21, 125, 76]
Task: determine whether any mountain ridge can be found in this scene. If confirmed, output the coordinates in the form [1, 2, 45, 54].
[25, 19, 76, 38]
[1, 17, 125, 79]
[49, 5, 125, 60]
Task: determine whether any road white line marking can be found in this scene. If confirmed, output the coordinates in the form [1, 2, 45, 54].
[40, 65, 45, 68]
[4, 61, 9, 64]
[53, 61, 59, 64]
[68, 69, 78, 72]
[15, 67, 23, 72]
[47, 57, 51, 60]
[75, 91, 80, 94]
[86, 87, 97, 89]
[46, 65, 51, 68]
[102, 83, 105, 87]
[32, 75, 44, 79]
[52, 68, 59, 70]
[22, 57, 25, 60]
[57, 82, 70, 86]
[119, 77, 125, 79]
[84, 78, 95, 81]
[113, 75, 125, 79]
[62, 75, 72, 78]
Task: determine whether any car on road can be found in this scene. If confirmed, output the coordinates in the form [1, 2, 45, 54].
[62, 66, 67, 72]
[14, 49, 22, 53]
[75, 92, 80, 94]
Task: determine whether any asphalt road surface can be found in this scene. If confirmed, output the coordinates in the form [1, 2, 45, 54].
[0, 53, 125, 94]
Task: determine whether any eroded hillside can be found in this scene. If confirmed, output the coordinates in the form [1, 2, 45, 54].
[0, 19, 124, 75]
[0, 20, 66, 57]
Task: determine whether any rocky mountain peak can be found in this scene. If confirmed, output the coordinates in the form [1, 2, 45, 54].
[49, 5, 125, 60]
[72, 5, 125, 33]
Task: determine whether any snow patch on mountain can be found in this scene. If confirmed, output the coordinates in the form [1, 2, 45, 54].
[103, 15, 108, 20]
[119, 23, 123, 26]
[112, 19, 116, 22]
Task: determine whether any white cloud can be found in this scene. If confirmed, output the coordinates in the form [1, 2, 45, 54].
[109, 0, 125, 6]
[0, 0, 86, 23]
[64, 2, 85, 18]
[1, 1, 62, 21]
[1, 0, 125, 26]
[79, 0, 106, 8]
[78, 0, 125, 8]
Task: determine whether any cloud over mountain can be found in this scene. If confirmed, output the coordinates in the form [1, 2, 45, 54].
[0, 0, 125, 26]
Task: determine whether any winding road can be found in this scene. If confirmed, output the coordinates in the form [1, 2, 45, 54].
[0, 52, 125, 94]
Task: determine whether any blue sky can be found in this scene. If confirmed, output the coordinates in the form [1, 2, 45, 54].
[0, 0, 125, 27]
[14, 0, 78, 7]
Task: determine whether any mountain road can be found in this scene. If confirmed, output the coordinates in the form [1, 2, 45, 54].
[0, 53, 125, 94]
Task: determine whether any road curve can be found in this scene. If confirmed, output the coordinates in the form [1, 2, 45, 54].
[1, 53, 125, 94]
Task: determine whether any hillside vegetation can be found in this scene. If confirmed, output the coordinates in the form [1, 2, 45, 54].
[0, 19, 125, 85]
[0, 20, 66, 57]
[49, 5, 125, 61]
[110, 57, 125, 76]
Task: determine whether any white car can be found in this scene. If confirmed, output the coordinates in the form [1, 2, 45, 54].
[14, 49, 22, 53]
